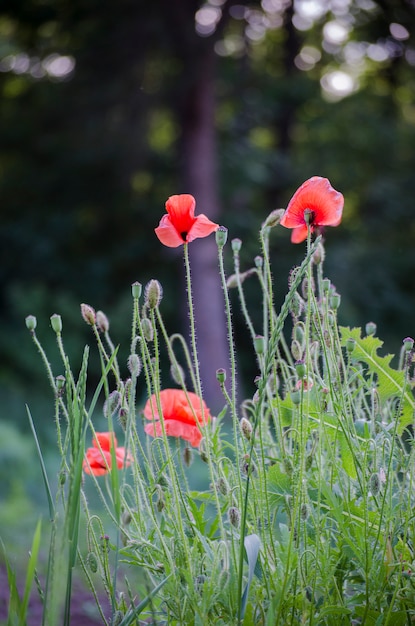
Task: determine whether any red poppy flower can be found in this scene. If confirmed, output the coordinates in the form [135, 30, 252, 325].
[155, 194, 219, 247]
[143, 389, 211, 447]
[280, 177, 344, 243]
[83, 432, 132, 476]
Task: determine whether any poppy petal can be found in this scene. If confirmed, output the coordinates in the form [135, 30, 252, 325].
[144, 420, 203, 447]
[187, 214, 219, 243]
[93, 432, 118, 451]
[155, 214, 186, 247]
[280, 177, 344, 230]
[291, 224, 309, 243]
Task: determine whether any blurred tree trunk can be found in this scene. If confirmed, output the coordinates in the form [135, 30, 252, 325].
[178, 44, 228, 409]
[162, 0, 231, 409]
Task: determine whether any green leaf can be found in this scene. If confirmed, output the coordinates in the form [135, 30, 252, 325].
[240, 534, 261, 620]
[267, 464, 292, 509]
[340, 327, 414, 434]
[338, 431, 357, 479]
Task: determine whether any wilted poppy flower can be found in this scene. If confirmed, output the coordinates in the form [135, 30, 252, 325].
[280, 177, 344, 243]
[143, 389, 211, 447]
[83, 432, 132, 476]
[155, 194, 219, 248]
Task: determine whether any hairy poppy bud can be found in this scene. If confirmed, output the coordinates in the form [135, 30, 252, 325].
[262, 208, 285, 229]
[240, 417, 253, 441]
[216, 477, 228, 496]
[50, 313, 62, 333]
[183, 446, 193, 467]
[81, 303, 96, 326]
[141, 317, 153, 342]
[170, 362, 185, 385]
[291, 339, 303, 361]
[96, 310, 109, 333]
[228, 506, 241, 528]
[365, 321, 377, 336]
[312, 241, 325, 265]
[103, 390, 121, 419]
[145, 280, 163, 309]
[127, 354, 141, 378]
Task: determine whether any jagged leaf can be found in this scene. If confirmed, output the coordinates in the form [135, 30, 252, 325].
[340, 327, 414, 434]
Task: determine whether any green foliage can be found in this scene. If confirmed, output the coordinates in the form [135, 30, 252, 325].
[340, 326, 415, 434]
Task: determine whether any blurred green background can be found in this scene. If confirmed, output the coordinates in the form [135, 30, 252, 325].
[1, 0, 415, 558]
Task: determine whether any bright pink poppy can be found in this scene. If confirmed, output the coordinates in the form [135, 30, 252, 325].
[143, 389, 211, 447]
[155, 194, 219, 247]
[83, 432, 132, 476]
[280, 177, 344, 243]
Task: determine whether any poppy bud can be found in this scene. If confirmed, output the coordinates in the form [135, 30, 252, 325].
[25, 315, 37, 331]
[131, 281, 142, 299]
[170, 362, 185, 385]
[228, 506, 241, 528]
[231, 238, 242, 252]
[290, 293, 304, 318]
[118, 407, 128, 431]
[127, 354, 141, 378]
[312, 241, 325, 265]
[369, 472, 381, 495]
[241, 454, 256, 476]
[96, 310, 109, 333]
[121, 511, 132, 526]
[293, 322, 305, 344]
[183, 446, 193, 467]
[81, 303, 96, 326]
[103, 390, 121, 419]
[295, 360, 306, 378]
[240, 416, 253, 441]
[216, 477, 228, 496]
[141, 317, 153, 342]
[291, 339, 303, 361]
[215, 226, 228, 248]
[262, 208, 285, 229]
[50, 313, 62, 333]
[145, 280, 163, 309]
[365, 321, 377, 336]
[199, 438, 208, 463]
